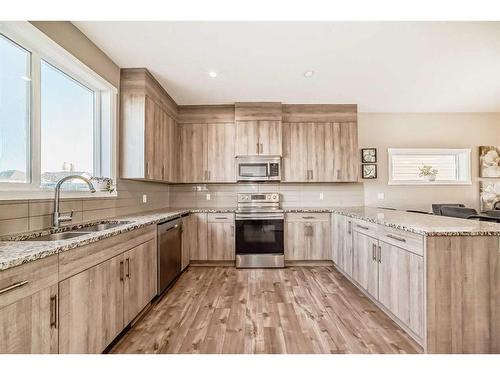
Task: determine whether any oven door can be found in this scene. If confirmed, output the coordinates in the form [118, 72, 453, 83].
[235, 218, 284, 254]
[237, 163, 269, 181]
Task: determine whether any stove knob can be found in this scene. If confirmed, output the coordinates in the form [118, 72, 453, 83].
[271, 194, 278, 200]
[266, 194, 271, 200]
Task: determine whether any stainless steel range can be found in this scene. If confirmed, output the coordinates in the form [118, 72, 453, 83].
[235, 192, 284, 268]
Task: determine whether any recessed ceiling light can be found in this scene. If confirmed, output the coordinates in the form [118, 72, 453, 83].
[208, 71, 217, 78]
[304, 71, 314, 78]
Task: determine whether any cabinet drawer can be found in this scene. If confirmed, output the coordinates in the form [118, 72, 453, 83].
[0, 255, 58, 309]
[286, 213, 330, 222]
[378, 226, 424, 256]
[207, 213, 234, 223]
[351, 219, 378, 238]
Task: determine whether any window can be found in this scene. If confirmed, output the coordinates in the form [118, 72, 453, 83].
[388, 148, 471, 185]
[0, 35, 31, 183]
[0, 22, 117, 197]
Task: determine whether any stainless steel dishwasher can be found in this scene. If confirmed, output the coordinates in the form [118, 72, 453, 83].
[157, 217, 182, 295]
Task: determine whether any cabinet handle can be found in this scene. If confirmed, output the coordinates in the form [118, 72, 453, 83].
[372, 244, 377, 261]
[208, 170, 211, 181]
[378, 245, 382, 263]
[146, 162, 150, 178]
[260, 143, 264, 154]
[120, 261, 124, 281]
[0, 280, 28, 295]
[162, 165, 165, 179]
[348, 221, 352, 234]
[356, 224, 369, 230]
[302, 216, 316, 220]
[231, 225, 234, 237]
[215, 216, 228, 220]
[386, 233, 406, 243]
[257, 143, 260, 154]
[126, 258, 130, 278]
[310, 170, 313, 180]
[50, 294, 58, 328]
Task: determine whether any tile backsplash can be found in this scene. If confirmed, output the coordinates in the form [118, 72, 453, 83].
[169, 183, 364, 209]
[0, 179, 170, 236]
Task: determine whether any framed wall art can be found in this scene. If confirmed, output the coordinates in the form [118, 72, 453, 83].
[361, 148, 377, 163]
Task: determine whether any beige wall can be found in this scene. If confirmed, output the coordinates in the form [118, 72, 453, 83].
[0, 22, 170, 236]
[358, 112, 500, 212]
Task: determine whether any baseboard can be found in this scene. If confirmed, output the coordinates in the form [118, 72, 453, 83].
[189, 260, 235, 267]
[285, 260, 334, 267]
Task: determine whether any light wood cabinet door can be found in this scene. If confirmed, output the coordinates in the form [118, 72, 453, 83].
[59, 254, 125, 354]
[352, 231, 379, 299]
[181, 215, 191, 270]
[0, 284, 58, 353]
[207, 222, 235, 261]
[282, 122, 308, 182]
[333, 122, 358, 182]
[189, 213, 208, 261]
[307, 221, 331, 260]
[258, 120, 282, 155]
[378, 241, 424, 338]
[144, 96, 160, 180]
[124, 239, 157, 325]
[284, 221, 307, 260]
[166, 115, 177, 181]
[206, 122, 236, 182]
[343, 219, 354, 277]
[332, 214, 347, 269]
[235, 120, 259, 156]
[178, 123, 207, 183]
[308, 122, 335, 182]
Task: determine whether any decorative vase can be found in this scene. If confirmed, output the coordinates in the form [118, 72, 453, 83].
[426, 175, 436, 182]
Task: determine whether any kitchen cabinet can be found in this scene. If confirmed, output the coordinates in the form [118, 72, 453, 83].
[285, 213, 331, 260]
[0, 285, 58, 354]
[58, 226, 157, 354]
[59, 253, 125, 354]
[178, 122, 235, 183]
[189, 213, 209, 261]
[181, 215, 191, 270]
[235, 120, 282, 156]
[121, 68, 177, 182]
[207, 213, 235, 261]
[378, 241, 424, 338]
[282, 122, 358, 182]
[123, 239, 157, 325]
[352, 229, 379, 299]
[0, 255, 58, 354]
[332, 214, 353, 276]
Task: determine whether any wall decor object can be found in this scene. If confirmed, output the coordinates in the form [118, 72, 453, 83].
[479, 146, 500, 178]
[480, 180, 500, 211]
[361, 148, 377, 163]
[362, 164, 377, 179]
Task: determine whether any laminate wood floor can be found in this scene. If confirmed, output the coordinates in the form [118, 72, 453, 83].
[110, 266, 422, 354]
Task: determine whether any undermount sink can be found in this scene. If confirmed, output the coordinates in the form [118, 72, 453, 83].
[30, 231, 91, 241]
[73, 221, 132, 232]
[19, 221, 132, 241]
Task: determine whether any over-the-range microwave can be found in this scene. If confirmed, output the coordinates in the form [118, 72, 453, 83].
[235, 156, 281, 182]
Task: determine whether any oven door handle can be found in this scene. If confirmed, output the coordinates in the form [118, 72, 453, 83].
[235, 215, 284, 221]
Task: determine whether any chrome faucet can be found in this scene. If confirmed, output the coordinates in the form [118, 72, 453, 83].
[53, 175, 96, 228]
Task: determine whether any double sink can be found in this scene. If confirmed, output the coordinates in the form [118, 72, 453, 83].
[26, 221, 131, 241]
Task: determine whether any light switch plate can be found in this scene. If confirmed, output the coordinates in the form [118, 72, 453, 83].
[377, 192, 385, 200]
[142, 194, 147, 203]
[206, 193, 211, 201]
[319, 192, 324, 200]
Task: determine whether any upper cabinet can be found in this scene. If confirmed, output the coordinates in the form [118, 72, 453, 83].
[234, 102, 282, 156]
[282, 104, 358, 182]
[120, 68, 178, 182]
[177, 105, 236, 183]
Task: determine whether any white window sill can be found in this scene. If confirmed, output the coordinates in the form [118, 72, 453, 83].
[0, 189, 118, 201]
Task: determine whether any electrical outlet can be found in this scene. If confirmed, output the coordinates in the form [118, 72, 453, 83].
[377, 192, 385, 200]
[319, 192, 324, 200]
[142, 194, 147, 203]
[206, 193, 211, 201]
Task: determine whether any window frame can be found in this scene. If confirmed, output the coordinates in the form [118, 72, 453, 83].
[0, 22, 117, 199]
[388, 148, 472, 186]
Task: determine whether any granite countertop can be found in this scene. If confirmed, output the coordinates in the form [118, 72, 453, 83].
[2, 206, 500, 272]
[0, 209, 189, 272]
[289, 206, 500, 237]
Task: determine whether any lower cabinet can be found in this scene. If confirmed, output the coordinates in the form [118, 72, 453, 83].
[285, 213, 331, 260]
[207, 213, 235, 261]
[181, 214, 191, 270]
[189, 213, 235, 261]
[0, 255, 59, 354]
[331, 214, 353, 276]
[59, 237, 156, 354]
[352, 230, 379, 299]
[378, 241, 424, 338]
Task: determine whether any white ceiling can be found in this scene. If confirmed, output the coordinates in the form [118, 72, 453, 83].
[73, 22, 500, 112]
